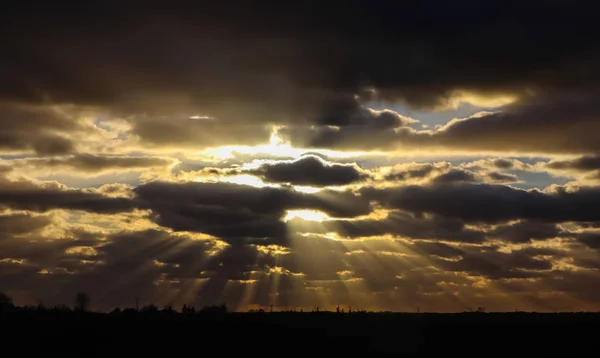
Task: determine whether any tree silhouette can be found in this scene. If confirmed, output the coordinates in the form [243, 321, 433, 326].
[0, 291, 14, 311]
[74, 292, 91, 312]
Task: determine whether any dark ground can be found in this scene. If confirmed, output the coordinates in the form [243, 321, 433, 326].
[3, 310, 600, 355]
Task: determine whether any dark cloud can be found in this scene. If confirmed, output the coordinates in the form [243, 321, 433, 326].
[130, 117, 272, 149]
[4, 1, 600, 312]
[289, 211, 485, 243]
[287, 93, 600, 155]
[0, 213, 52, 237]
[0, 218, 100, 270]
[426, 94, 600, 155]
[436, 248, 554, 280]
[489, 220, 561, 243]
[248, 155, 367, 187]
[133, 181, 371, 243]
[486, 171, 519, 184]
[281, 122, 415, 152]
[16, 154, 175, 173]
[383, 163, 445, 181]
[493, 159, 515, 169]
[576, 232, 600, 250]
[546, 156, 600, 172]
[431, 169, 478, 185]
[0, 103, 78, 155]
[364, 183, 600, 224]
[0, 223, 598, 311]
[97, 229, 237, 279]
[0, 177, 137, 213]
[3, 2, 600, 142]
[31, 136, 74, 156]
[411, 241, 464, 259]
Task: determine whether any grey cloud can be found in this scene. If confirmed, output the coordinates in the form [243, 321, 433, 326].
[0, 177, 137, 213]
[0, 213, 52, 236]
[0, 103, 78, 155]
[289, 211, 486, 243]
[576, 232, 600, 250]
[364, 183, 600, 224]
[437, 248, 554, 280]
[546, 156, 600, 172]
[4, 2, 599, 113]
[384, 163, 447, 181]
[16, 154, 175, 173]
[431, 169, 478, 185]
[0, 221, 99, 269]
[0, 224, 599, 311]
[130, 117, 272, 149]
[248, 155, 367, 187]
[133, 181, 371, 243]
[486, 171, 519, 183]
[286, 94, 600, 155]
[493, 159, 514, 169]
[410, 241, 465, 259]
[489, 220, 561, 243]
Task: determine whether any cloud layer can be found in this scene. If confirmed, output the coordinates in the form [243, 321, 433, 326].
[2, 1, 600, 312]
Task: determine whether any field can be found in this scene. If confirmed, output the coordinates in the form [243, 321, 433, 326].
[3, 310, 599, 355]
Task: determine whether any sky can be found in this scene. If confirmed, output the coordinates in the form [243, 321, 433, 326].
[2, 1, 600, 312]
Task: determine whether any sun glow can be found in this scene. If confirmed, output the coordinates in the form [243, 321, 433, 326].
[283, 210, 330, 222]
[202, 130, 374, 161]
[219, 174, 273, 188]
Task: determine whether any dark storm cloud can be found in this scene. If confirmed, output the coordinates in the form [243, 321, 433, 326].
[133, 181, 371, 242]
[0, 213, 52, 237]
[0, 103, 77, 155]
[489, 220, 562, 243]
[0, 217, 100, 269]
[288, 211, 485, 243]
[248, 155, 367, 187]
[280, 123, 415, 152]
[364, 183, 600, 224]
[312, 95, 417, 128]
[195, 155, 368, 187]
[411, 241, 464, 259]
[0, 236, 83, 268]
[436, 248, 554, 280]
[6, 1, 600, 312]
[575, 232, 600, 250]
[0, 177, 137, 213]
[16, 154, 175, 173]
[3, 2, 600, 147]
[546, 156, 600, 172]
[426, 94, 600, 155]
[287, 93, 600, 154]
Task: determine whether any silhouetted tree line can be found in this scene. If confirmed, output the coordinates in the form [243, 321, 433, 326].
[1, 290, 381, 316]
[4, 289, 600, 320]
[0, 290, 231, 316]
